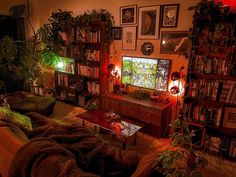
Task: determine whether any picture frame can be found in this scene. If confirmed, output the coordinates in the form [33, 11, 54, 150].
[122, 26, 137, 50]
[161, 4, 180, 28]
[141, 42, 154, 55]
[222, 107, 236, 128]
[160, 31, 190, 54]
[111, 27, 122, 40]
[138, 6, 160, 39]
[120, 5, 137, 26]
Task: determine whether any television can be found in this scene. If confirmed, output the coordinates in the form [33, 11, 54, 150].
[121, 56, 171, 91]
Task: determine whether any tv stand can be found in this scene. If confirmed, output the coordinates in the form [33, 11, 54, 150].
[101, 93, 172, 138]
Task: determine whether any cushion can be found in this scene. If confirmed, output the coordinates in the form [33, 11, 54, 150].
[0, 107, 32, 132]
[5, 92, 56, 116]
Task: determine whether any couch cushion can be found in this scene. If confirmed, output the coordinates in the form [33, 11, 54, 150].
[0, 127, 28, 177]
[0, 107, 32, 132]
[6, 92, 56, 116]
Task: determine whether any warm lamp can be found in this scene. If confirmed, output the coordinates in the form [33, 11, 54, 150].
[169, 71, 183, 95]
[107, 63, 120, 93]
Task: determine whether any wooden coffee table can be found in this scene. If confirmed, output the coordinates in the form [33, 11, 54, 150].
[77, 110, 143, 149]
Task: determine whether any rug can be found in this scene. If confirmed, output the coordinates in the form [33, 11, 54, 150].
[51, 101, 236, 177]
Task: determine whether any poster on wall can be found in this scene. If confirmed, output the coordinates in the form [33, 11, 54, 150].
[161, 4, 180, 28]
[120, 5, 137, 26]
[122, 26, 136, 50]
[138, 6, 160, 39]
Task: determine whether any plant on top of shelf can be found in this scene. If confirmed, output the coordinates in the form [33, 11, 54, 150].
[189, 0, 235, 46]
[49, 9, 75, 33]
[75, 9, 115, 47]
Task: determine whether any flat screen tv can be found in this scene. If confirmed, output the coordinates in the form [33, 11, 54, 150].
[121, 56, 171, 91]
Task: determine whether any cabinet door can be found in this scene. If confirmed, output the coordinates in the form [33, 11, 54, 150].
[102, 98, 119, 113]
[138, 107, 162, 127]
[119, 102, 138, 118]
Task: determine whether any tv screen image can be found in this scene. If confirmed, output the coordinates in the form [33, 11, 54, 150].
[122, 56, 170, 91]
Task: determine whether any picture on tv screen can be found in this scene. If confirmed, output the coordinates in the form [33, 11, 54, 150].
[122, 56, 171, 91]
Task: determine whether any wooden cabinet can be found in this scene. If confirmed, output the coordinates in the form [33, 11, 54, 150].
[101, 93, 172, 138]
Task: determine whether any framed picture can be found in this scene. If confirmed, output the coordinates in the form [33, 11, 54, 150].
[111, 27, 122, 40]
[160, 31, 190, 54]
[120, 5, 137, 26]
[161, 4, 180, 28]
[138, 6, 160, 39]
[122, 26, 136, 50]
[141, 42, 154, 55]
[222, 107, 236, 128]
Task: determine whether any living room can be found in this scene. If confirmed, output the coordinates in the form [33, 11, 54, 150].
[0, 0, 236, 177]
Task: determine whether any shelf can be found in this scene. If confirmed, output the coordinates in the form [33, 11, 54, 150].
[192, 73, 236, 81]
[56, 85, 77, 92]
[205, 125, 236, 137]
[185, 97, 224, 108]
[82, 42, 101, 49]
[78, 60, 100, 66]
[78, 75, 100, 81]
[55, 70, 74, 75]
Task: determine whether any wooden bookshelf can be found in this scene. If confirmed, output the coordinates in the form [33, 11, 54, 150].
[184, 5, 236, 159]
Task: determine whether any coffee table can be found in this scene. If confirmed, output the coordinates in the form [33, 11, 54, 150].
[77, 110, 143, 149]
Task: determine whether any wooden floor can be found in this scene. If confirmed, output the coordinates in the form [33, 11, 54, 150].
[51, 101, 236, 177]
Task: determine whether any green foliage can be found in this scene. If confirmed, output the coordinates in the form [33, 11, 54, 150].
[9, 4, 25, 17]
[76, 9, 115, 46]
[154, 113, 208, 177]
[130, 90, 150, 100]
[49, 9, 74, 33]
[0, 36, 17, 62]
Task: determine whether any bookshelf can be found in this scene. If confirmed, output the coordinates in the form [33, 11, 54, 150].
[54, 56, 77, 105]
[184, 2, 236, 160]
[75, 22, 109, 107]
[54, 21, 109, 107]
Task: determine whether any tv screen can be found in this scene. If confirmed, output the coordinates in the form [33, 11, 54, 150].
[121, 56, 171, 91]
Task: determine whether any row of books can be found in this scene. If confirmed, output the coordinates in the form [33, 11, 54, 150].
[184, 103, 222, 127]
[78, 64, 99, 78]
[187, 79, 236, 104]
[87, 81, 99, 95]
[187, 79, 219, 100]
[219, 81, 236, 103]
[193, 55, 229, 75]
[208, 136, 236, 158]
[78, 29, 101, 43]
[57, 74, 75, 87]
[86, 49, 100, 61]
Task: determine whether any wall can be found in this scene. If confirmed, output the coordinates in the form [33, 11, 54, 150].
[2, 0, 200, 120]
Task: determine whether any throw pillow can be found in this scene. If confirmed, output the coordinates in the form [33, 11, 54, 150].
[0, 107, 32, 132]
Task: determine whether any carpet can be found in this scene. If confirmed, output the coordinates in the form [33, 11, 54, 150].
[51, 101, 236, 177]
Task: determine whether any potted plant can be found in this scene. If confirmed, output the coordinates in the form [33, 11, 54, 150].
[153, 112, 208, 177]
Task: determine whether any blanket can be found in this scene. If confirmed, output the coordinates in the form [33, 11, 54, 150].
[8, 137, 99, 177]
[9, 112, 140, 177]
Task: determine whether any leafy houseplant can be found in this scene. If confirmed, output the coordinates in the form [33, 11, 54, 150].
[154, 113, 208, 177]
[49, 9, 74, 33]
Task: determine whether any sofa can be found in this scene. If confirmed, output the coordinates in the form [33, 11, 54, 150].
[0, 107, 157, 177]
